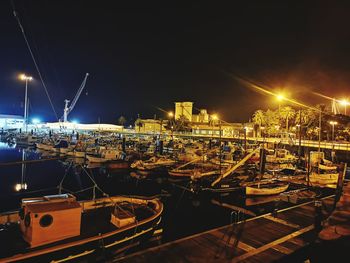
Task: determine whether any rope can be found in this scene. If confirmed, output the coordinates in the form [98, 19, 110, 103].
[0, 156, 66, 167]
[11, 0, 59, 120]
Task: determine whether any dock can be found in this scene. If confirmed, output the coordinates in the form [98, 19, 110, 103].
[114, 195, 336, 262]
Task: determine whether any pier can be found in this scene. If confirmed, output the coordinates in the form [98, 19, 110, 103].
[114, 194, 337, 262]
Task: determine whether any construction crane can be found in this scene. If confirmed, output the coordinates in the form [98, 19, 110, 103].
[62, 73, 89, 122]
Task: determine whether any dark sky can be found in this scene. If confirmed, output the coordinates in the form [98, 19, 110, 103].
[1, 1, 350, 124]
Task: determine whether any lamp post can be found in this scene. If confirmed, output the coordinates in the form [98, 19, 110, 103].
[329, 121, 338, 142]
[276, 93, 285, 130]
[339, 99, 349, 115]
[19, 74, 33, 133]
[168, 111, 174, 138]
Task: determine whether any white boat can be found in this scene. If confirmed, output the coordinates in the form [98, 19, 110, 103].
[245, 181, 289, 196]
[86, 149, 123, 163]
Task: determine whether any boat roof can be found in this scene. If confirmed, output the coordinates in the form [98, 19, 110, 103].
[25, 199, 81, 213]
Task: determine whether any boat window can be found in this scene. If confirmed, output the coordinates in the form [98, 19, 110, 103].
[40, 214, 53, 227]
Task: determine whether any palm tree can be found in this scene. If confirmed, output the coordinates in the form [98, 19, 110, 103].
[265, 109, 279, 136]
[118, 116, 126, 128]
[279, 106, 295, 131]
[252, 110, 266, 137]
[134, 118, 143, 133]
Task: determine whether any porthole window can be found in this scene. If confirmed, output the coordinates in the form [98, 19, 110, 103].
[39, 214, 53, 227]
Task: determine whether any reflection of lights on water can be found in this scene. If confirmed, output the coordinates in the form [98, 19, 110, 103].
[15, 183, 27, 192]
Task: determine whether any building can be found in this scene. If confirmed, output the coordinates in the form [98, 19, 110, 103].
[0, 114, 24, 130]
[175, 102, 193, 121]
[134, 119, 167, 134]
[192, 109, 210, 123]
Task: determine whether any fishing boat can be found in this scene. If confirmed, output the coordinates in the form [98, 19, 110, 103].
[16, 134, 39, 146]
[131, 156, 176, 172]
[309, 164, 340, 185]
[245, 181, 289, 196]
[265, 148, 297, 164]
[308, 151, 341, 186]
[86, 149, 124, 163]
[0, 193, 163, 262]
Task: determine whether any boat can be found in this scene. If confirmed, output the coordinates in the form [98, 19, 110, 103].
[16, 134, 39, 146]
[309, 164, 340, 185]
[266, 148, 297, 164]
[245, 181, 289, 196]
[130, 156, 176, 171]
[0, 193, 163, 262]
[86, 149, 124, 163]
[308, 151, 341, 186]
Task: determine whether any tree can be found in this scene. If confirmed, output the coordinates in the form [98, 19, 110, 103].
[134, 118, 143, 133]
[279, 106, 295, 131]
[118, 116, 126, 126]
[264, 109, 279, 136]
[174, 115, 191, 132]
[252, 110, 266, 136]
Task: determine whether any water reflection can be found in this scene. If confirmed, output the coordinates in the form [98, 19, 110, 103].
[14, 150, 28, 191]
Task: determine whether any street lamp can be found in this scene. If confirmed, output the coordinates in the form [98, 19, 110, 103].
[168, 111, 174, 137]
[276, 93, 285, 131]
[329, 121, 338, 142]
[339, 99, 349, 115]
[19, 74, 33, 132]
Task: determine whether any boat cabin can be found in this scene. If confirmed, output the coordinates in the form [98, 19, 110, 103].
[19, 194, 82, 248]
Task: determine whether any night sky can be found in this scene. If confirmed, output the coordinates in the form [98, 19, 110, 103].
[1, 1, 350, 124]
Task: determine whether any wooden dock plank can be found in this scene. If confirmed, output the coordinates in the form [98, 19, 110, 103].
[231, 225, 314, 262]
[114, 196, 335, 263]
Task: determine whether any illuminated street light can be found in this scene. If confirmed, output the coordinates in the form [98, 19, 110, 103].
[168, 111, 174, 118]
[339, 99, 349, 115]
[276, 94, 285, 101]
[212, 114, 218, 120]
[19, 73, 33, 133]
[32, 118, 41, 124]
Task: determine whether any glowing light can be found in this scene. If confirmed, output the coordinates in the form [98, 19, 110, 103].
[276, 94, 285, 101]
[339, 99, 349, 106]
[14, 183, 27, 192]
[19, 74, 33, 81]
[71, 119, 79, 124]
[32, 118, 41, 124]
[212, 114, 218, 120]
[329, 121, 338, 125]
[168, 111, 174, 118]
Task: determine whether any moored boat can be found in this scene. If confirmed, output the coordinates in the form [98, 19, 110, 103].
[0, 193, 163, 262]
[245, 181, 289, 196]
[309, 164, 340, 185]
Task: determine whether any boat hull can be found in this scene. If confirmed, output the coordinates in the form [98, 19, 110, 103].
[245, 182, 289, 196]
[0, 196, 163, 262]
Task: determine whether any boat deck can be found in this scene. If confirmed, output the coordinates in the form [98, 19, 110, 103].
[114, 195, 336, 262]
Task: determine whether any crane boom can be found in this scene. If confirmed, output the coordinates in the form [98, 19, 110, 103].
[63, 73, 89, 122]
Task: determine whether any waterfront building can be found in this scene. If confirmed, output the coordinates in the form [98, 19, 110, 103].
[174, 102, 193, 121]
[0, 114, 24, 130]
[134, 119, 167, 134]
